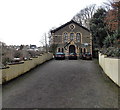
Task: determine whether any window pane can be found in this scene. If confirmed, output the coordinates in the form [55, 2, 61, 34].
[70, 33, 74, 40]
[64, 33, 68, 42]
[64, 33, 68, 37]
[76, 33, 81, 42]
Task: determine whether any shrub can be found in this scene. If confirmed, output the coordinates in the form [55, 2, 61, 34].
[2, 57, 11, 67]
[102, 30, 120, 58]
[101, 47, 120, 58]
[14, 50, 22, 58]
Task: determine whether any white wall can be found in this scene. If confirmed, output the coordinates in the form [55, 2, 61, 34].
[99, 53, 120, 87]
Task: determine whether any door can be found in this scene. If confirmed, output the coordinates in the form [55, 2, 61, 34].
[69, 45, 76, 53]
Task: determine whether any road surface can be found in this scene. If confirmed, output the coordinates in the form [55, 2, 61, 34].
[2, 59, 119, 108]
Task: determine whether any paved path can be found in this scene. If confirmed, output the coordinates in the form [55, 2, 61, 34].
[2, 59, 119, 108]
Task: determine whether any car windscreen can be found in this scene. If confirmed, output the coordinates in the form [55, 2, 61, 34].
[56, 53, 65, 55]
[70, 53, 76, 55]
[85, 53, 91, 56]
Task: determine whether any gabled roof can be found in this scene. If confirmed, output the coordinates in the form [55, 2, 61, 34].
[51, 20, 90, 33]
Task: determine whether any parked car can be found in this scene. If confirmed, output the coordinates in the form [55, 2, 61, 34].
[68, 53, 77, 60]
[79, 53, 83, 59]
[82, 52, 92, 60]
[54, 52, 65, 60]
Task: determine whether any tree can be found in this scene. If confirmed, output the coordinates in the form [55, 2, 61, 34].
[2, 57, 11, 67]
[72, 4, 96, 29]
[89, 8, 109, 58]
[19, 45, 24, 50]
[48, 27, 58, 53]
[102, 30, 120, 57]
[14, 50, 22, 58]
[103, 30, 118, 47]
[90, 8, 108, 49]
[102, 0, 113, 11]
[49, 44, 58, 54]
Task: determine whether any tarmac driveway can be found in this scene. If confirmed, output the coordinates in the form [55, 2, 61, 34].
[2, 59, 119, 108]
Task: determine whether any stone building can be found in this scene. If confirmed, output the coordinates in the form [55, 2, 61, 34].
[50, 20, 92, 56]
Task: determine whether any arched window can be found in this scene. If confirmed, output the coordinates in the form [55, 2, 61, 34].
[76, 33, 81, 42]
[58, 48, 60, 52]
[80, 48, 82, 53]
[64, 33, 68, 42]
[70, 33, 74, 40]
[62, 48, 64, 53]
[84, 48, 86, 53]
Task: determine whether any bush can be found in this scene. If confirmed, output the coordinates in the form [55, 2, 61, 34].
[101, 47, 120, 58]
[14, 50, 22, 58]
[114, 48, 120, 58]
[28, 50, 37, 58]
[102, 30, 120, 58]
[2, 57, 12, 67]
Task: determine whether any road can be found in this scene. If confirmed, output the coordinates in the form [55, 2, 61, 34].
[2, 59, 119, 108]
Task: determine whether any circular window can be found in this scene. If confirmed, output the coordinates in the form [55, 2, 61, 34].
[69, 24, 75, 30]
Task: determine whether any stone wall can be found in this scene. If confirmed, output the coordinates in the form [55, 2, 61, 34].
[99, 53, 120, 87]
[1, 53, 53, 84]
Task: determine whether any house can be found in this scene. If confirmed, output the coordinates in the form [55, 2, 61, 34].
[30, 45, 37, 49]
[50, 20, 92, 56]
[29, 45, 39, 51]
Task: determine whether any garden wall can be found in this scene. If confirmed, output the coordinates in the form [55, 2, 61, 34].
[99, 53, 120, 87]
[1, 53, 53, 84]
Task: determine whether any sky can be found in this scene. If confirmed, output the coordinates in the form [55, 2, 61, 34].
[0, 0, 108, 46]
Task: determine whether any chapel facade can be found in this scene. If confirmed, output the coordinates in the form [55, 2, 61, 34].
[50, 20, 92, 56]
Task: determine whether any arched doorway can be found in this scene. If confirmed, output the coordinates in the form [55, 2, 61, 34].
[69, 45, 76, 53]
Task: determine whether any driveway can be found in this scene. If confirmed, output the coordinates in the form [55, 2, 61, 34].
[2, 59, 119, 108]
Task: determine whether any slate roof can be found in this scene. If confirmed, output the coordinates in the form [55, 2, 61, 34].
[51, 20, 90, 33]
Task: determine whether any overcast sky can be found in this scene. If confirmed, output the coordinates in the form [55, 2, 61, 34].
[0, 0, 108, 46]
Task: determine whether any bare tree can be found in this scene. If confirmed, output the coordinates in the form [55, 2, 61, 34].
[72, 15, 82, 25]
[72, 4, 96, 29]
[102, 0, 114, 11]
